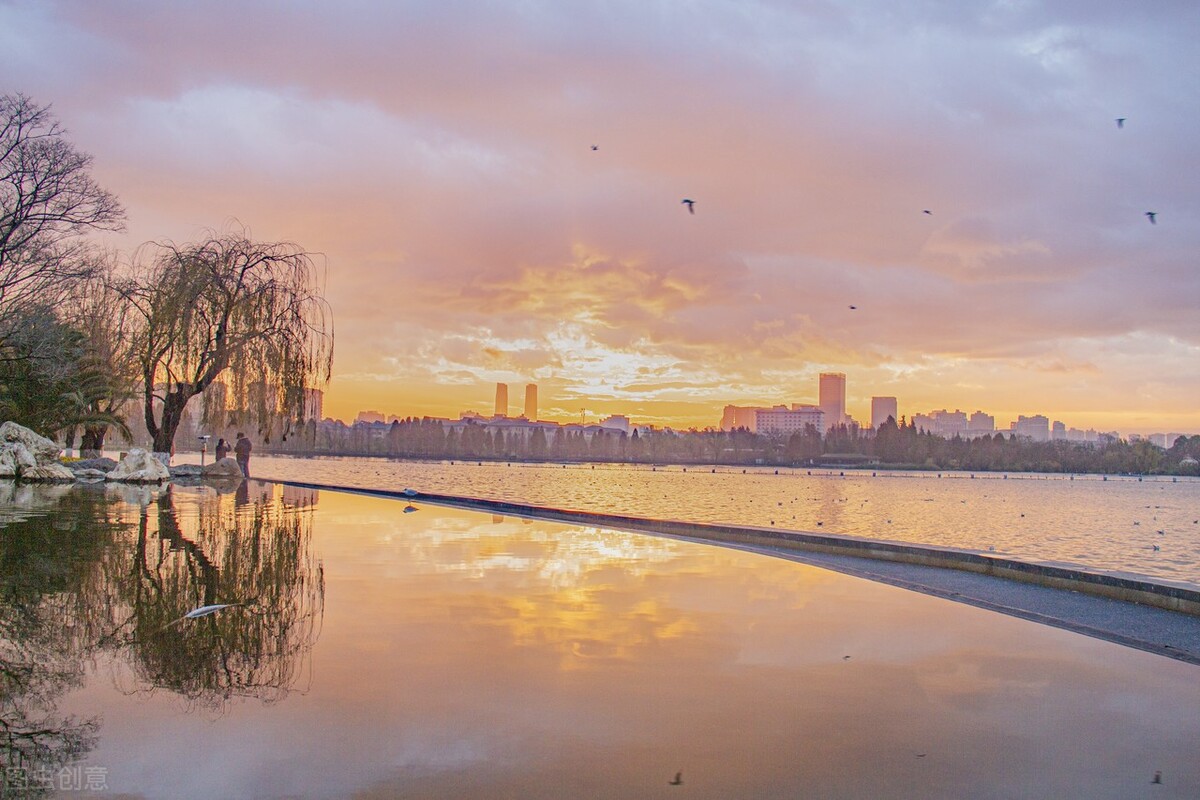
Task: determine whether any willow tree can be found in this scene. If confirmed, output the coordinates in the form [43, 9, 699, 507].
[118, 232, 333, 455]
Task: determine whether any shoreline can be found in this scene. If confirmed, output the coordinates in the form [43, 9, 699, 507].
[274, 478, 1200, 666]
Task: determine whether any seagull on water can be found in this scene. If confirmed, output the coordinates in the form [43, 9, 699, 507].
[681, 199, 695, 214]
[1145, 211, 1157, 224]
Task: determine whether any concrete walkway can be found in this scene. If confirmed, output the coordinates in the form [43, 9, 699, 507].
[718, 539, 1200, 666]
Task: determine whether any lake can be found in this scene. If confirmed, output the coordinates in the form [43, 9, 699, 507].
[217, 455, 1200, 586]
[1, 480, 1197, 799]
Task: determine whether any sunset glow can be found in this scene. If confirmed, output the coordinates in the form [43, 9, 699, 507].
[5, 1, 1198, 433]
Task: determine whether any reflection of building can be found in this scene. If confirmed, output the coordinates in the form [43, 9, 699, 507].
[495, 383, 508, 418]
[819, 373, 846, 428]
[281, 485, 319, 508]
[871, 397, 897, 429]
[524, 384, 538, 421]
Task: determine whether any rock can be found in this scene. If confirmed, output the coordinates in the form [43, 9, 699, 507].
[73, 468, 108, 482]
[69, 457, 119, 473]
[106, 448, 171, 483]
[0, 422, 61, 463]
[169, 464, 204, 477]
[0, 442, 38, 478]
[202, 457, 244, 478]
[20, 462, 76, 482]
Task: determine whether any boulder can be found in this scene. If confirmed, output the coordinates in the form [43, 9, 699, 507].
[21, 462, 76, 482]
[73, 468, 109, 482]
[202, 457, 244, 478]
[0, 442, 38, 478]
[0, 422, 61, 463]
[106, 448, 171, 483]
[69, 457, 119, 473]
[169, 464, 204, 478]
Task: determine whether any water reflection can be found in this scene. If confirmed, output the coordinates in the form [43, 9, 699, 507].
[113, 483, 325, 711]
[0, 481, 324, 790]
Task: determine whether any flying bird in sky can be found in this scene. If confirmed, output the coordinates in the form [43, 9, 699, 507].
[1116, 117, 1126, 128]
[1145, 211, 1157, 224]
[922, 209, 932, 215]
[681, 199, 695, 214]
[849, 305, 857, 310]
[591, 144, 598, 151]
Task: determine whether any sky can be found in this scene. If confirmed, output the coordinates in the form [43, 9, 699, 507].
[3, 0, 1199, 434]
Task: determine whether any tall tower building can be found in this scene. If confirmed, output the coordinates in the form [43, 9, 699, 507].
[524, 384, 538, 421]
[871, 396, 898, 429]
[494, 383, 508, 418]
[818, 373, 846, 431]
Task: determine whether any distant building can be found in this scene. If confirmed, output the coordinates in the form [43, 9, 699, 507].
[968, 411, 995, 437]
[303, 388, 324, 421]
[721, 405, 766, 432]
[871, 396, 898, 430]
[819, 373, 846, 429]
[600, 414, 631, 434]
[1010, 414, 1050, 442]
[495, 383, 508, 418]
[524, 384, 538, 421]
[1051, 420, 1066, 441]
[755, 405, 825, 438]
[355, 410, 386, 424]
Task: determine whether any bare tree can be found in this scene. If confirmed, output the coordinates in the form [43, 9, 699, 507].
[117, 231, 334, 455]
[0, 93, 124, 343]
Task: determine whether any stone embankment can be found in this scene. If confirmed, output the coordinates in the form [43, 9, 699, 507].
[0, 422, 244, 484]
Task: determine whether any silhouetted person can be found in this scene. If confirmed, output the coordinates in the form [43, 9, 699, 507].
[234, 432, 252, 479]
[215, 437, 230, 462]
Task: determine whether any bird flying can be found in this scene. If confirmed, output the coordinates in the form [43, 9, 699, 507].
[1116, 118, 1126, 128]
[669, 773, 683, 786]
[1145, 211, 1157, 224]
[681, 199, 695, 214]
[849, 305, 857, 310]
[922, 209, 932, 215]
[591, 144, 598, 151]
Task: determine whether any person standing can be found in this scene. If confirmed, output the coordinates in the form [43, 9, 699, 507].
[215, 437, 230, 462]
[234, 432, 252, 478]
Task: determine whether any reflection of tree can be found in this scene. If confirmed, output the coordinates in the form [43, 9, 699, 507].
[118, 485, 325, 711]
[0, 487, 125, 794]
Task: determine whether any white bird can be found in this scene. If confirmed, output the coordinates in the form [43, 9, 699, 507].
[402, 488, 418, 497]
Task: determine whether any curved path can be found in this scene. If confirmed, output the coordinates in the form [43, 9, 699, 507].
[279, 480, 1200, 666]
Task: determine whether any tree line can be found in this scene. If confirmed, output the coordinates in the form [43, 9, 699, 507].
[0, 93, 333, 455]
[265, 416, 1200, 476]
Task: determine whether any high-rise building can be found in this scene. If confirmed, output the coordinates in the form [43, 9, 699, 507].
[494, 383, 508, 418]
[819, 373, 846, 429]
[1011, 414, 1050, 442]
[524, 384, 537, 421]
[871, 396, 898, 429]
[755, 405, 825, 438]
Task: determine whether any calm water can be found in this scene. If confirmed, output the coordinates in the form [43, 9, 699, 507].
[217, 455, 1200, 586]
[1, 481, 1197, 799]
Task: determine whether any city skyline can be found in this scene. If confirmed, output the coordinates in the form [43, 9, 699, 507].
[4, 3, 1198, 436]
